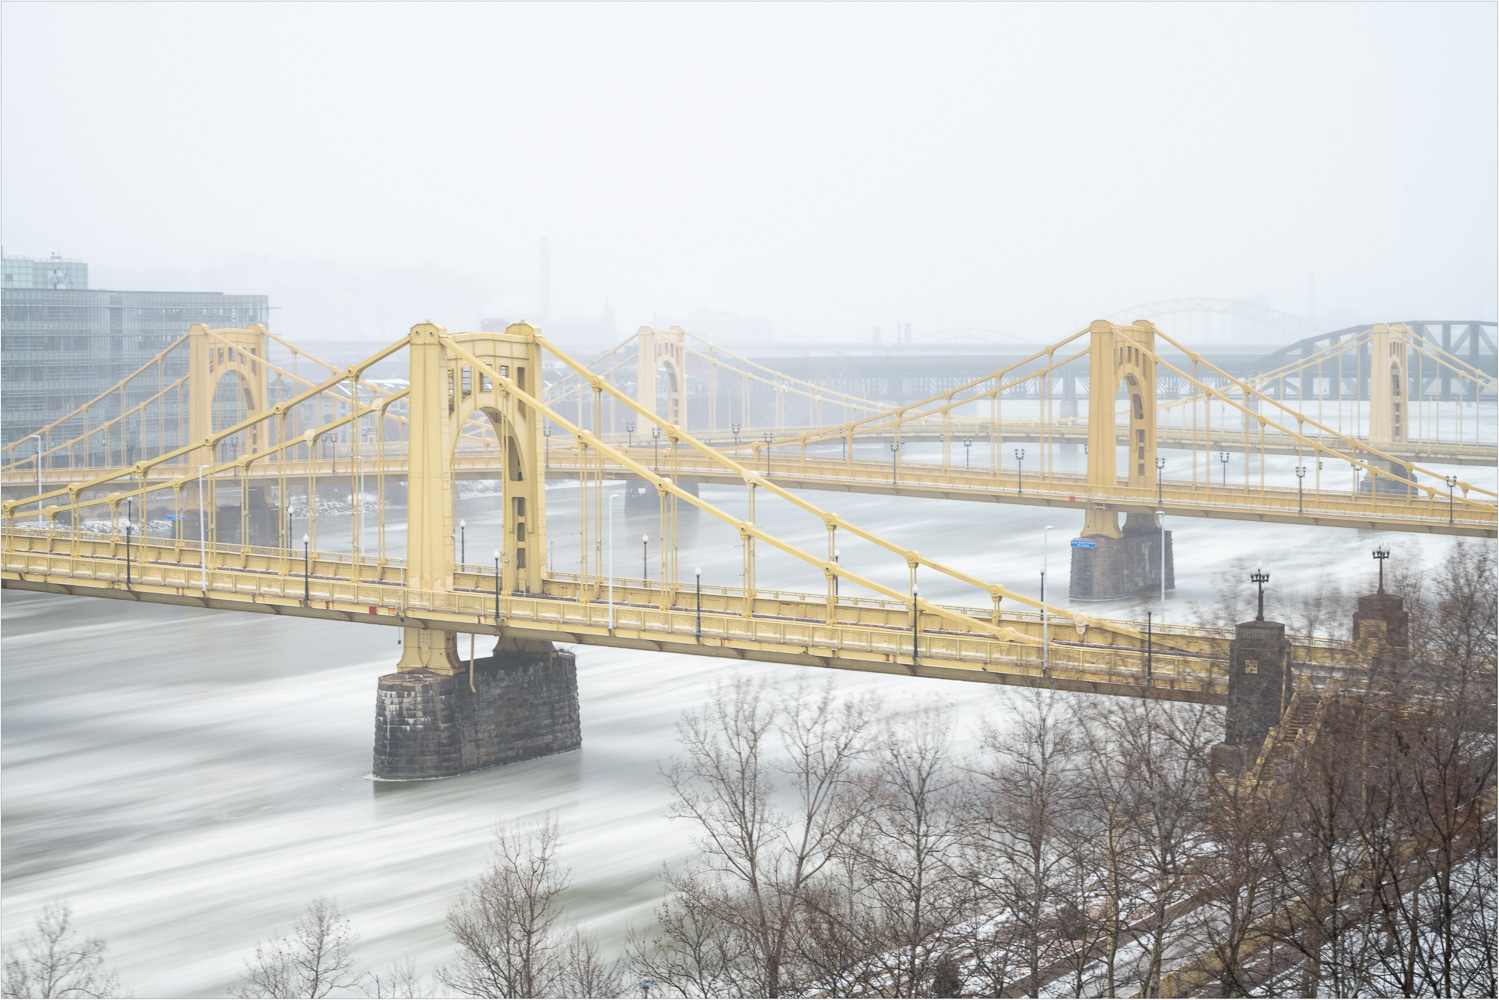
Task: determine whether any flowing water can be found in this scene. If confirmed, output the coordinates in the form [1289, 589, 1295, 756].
[2, 455, 1486, 997]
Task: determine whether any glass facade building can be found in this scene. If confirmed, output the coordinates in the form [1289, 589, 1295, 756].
[1, 254, 269, 452]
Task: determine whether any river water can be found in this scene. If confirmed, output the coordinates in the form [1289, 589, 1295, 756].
[2, 446, 1490, 997]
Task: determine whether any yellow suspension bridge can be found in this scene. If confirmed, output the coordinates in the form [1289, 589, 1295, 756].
[1, 317, 1492, 774]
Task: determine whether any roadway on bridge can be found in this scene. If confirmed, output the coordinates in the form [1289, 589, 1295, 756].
[0, 527, 1360, 705]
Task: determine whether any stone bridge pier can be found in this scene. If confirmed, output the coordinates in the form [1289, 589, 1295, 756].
[372, 322, 581, 780]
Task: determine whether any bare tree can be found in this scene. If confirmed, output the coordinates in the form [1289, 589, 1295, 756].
[233, 897, 360, 999]
[365, 958, 427, 999]
[1072, 696, 1216, 998]
[2, 902, 121, 999]
[554, 929, 625, 999]
[971, 690, 1084, 996]
[627, 870, 742, 998]
[633, 677, 877, 997]
[441, 818, 570, 999]
[832, 709, 972, 996]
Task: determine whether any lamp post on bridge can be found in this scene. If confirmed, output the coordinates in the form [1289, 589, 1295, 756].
[1219, 451, 1229, 486]
[542, 424, 551, 470]
[124, 503, 133, 589]
[1295, 465, 1307, 514]
[963, 436, 973, 468]
[1155, 456, 1166, 505]
[30, 434, 42, 524]
[1145, 610, 1153, 692]
[695, 567, 702, 640]
[642, 533, 649, 582]
[833, 548, 840, 597]
[303, 533, 311, 605]
[911, 584, 920, 670]
[608, 494, 621, 630]
[1373, 545, 1390, 593]
[889, 439, 901, 485]
[1251, 567, 1269, 621]
[1014, 447, 1025, 495]
[763, 432, 773, 476]
[1042, 524, 1052, 675]
[1445, 475, 1459, 524]
[198, 464, 211, 593]
[494, 549, 501, 623]
[731, 423, 741, 448]
[459, 519, 466, 565]
[652, 425, 661, 470]
[625, 421, 635, 449]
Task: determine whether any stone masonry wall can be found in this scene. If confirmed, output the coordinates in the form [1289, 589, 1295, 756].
[373, 645, 580, 779]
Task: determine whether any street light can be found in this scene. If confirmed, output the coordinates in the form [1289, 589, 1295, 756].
[763, 432, 773, 475]
[1218, 451, 1229, 486]
[494, 549, 501, 622]
[1445, 475, 1459, 524]
[124, 510, 133, 588]
[1155, 456, 1166, 505]
[608, 493, 621, 629]
[911, 584, 920, 669]
[962, 436, 973, 468]
[1250, 567, 1269, 621]
[731, 423, 741, 448]
[833, 548, 841, 597]
[1294, 465, 1307, 514]
[889, 439, 901, 485]
[29, 434, 42, 524]
[652, 425, 662, 470]
[642, 533, 650, 581]
[303, 533, 311, 605]
[460, 519, 466, 565]
[1145, 610, 1153, 691]
[1373, 545, 1390, 593]
[1014, 447, 1025, 495]
[695, 567, 703, 639]
[1042, 525, 1053, 674]
[198, 464, 211, 592]
[625, 421, 636, 448]
[542, 424, 551, 470]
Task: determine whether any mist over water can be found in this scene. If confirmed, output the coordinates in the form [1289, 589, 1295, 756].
[2, 474, 1483, 997]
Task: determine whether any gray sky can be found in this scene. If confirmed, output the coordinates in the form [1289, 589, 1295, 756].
[3, 2, 1494, 347]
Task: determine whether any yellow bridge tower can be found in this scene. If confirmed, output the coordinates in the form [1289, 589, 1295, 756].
[1071, 319, 1174, 600]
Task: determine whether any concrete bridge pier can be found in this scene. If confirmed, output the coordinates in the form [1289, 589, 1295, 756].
[373, 635, 581, 779]
[1068, 509, 1174, 601]
[217, 485, 280, 546]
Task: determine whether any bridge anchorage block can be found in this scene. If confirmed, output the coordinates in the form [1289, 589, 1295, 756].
[1210, 618, 1292, 777]
[1067, 520, 1174, 602]
[372, 638, 580, 779]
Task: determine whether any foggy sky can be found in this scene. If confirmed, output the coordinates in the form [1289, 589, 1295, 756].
[2, 2, 1495, 347]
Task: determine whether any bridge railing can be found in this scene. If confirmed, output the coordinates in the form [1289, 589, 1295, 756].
[3, 534, 1240, 699]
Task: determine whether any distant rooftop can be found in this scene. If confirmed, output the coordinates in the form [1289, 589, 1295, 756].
[2, 252, 89, 290]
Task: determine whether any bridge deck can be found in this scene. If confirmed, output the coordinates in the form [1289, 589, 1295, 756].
[5, 448, 1492, 537]
[0, 528, 1352, 704]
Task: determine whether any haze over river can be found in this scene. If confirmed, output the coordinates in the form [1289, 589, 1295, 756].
[3, 448, 1490, 997]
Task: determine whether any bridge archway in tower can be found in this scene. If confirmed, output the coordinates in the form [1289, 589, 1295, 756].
[635, 326, 687, 426]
